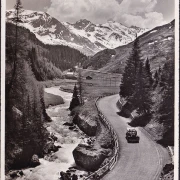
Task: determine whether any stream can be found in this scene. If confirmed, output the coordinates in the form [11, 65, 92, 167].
[16, 86, 88, 180]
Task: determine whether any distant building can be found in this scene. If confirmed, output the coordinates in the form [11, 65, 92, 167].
[86, 76, 93, 80]
[66, 72, 74, 76]
[64, 72, 77, 80]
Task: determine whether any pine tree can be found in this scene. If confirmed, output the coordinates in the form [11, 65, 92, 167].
[145, 58, 153, 86]
[69, 84, 80, 111]
[153, 70, 159, 89]
[120, 37, 141, 98]
[157, 60, 174, 125]
[129, 62, 153, 114]
[77, 68, 84, 105]
[156, 59, 174, 145]
[159, 62, 169, 89]
[158, 65, 162, 75]
[6, 0, 23, 100]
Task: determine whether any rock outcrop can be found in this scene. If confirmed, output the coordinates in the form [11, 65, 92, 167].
[30, 154, 40, 167]
[73, 114, 97, 136]
[73, 144, 111, 171]
[43, 141, 61, 154]
[43, 133, 61, 154]
[44, 92, 64, 108]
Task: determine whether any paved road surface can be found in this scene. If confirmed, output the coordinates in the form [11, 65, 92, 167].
[97, 94, 170, 180]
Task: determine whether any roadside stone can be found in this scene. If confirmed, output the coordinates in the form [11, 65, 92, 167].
[30, 154, 40, 167]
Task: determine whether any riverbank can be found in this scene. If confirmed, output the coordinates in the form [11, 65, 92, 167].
[6, 86, 89, 180]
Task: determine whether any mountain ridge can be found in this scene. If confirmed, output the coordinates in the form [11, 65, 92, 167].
[83, 20, 174, 74]
[6, 9, 148, 56]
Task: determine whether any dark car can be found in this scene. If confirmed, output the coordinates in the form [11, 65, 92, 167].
[126, 128, 140, 143]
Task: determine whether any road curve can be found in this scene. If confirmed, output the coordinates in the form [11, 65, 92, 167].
[97, 94, 170, 180]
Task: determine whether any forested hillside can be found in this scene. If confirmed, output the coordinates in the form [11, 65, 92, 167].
[6, 22, 87, 81]
[146, 53, 174, 146]
[6, 42, 49, 170]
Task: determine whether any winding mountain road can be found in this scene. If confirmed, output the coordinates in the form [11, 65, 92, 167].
[97, 94, 170, 180]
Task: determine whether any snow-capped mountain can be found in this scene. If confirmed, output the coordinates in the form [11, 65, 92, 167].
[6, 9, 148, 55]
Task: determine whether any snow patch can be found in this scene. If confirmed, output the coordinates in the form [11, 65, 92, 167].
[162, 37, 173, 41]
[149, 30, 157, 34]
[168, 37, 173, 40]
[148, 42, 155, 45]
[49, 25, 56, 33]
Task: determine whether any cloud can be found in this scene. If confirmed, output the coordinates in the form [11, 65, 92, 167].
[46, 0, 167, 28]
[121, 12, 167, 28]
[118, 0, 158, 15]
[47, 0, 120, 24]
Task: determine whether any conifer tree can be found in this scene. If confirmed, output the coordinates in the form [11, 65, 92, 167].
[145, 58, 153, 86]
[153, 70, 159, 89]
[120, 37, 141, 98]
[129, 62, 153, 114]
[6, 0, 23, 100]
[158, 65, 162, 75]
[69, 84, 80, 111]
[77, 68, 84, 105]
[157, 60, 174, 126]
[159, 62, 169, 89]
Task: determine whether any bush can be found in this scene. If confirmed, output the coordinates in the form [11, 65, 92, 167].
[128, 113, 152, 127]
[118, 102, 135, 118]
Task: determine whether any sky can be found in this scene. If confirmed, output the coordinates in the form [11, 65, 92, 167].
[6, 0, 175, 29]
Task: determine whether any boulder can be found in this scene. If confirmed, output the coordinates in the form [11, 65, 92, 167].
[44, 92, 64, 108]
[69, 126, 76, 130]
[43, 141, 61, 154]
[73, 144, 111, 171]
[60, 171, 71, 180]
[49, 133, 58, 141]
[72, 174, 78, 180]
[9, 171, 18, 178]
[19, 170, 24, 176]
[73, 114, 97, 136]
[30, 154, 40, 167]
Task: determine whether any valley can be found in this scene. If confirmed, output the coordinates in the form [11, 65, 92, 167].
[4, 3, 175, 180]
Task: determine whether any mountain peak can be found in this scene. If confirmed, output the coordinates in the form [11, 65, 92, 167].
[6, 9, 149, 56]
[73, 19, 92, 29]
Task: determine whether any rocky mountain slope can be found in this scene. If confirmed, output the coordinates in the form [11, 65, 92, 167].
[83, 20, 174, 73]
[6, 9, 148, 56]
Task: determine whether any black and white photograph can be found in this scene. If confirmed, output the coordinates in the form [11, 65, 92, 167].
[1, 0, 179, 180]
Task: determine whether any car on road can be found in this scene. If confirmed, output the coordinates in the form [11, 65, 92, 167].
[126, 128, 140, 143]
